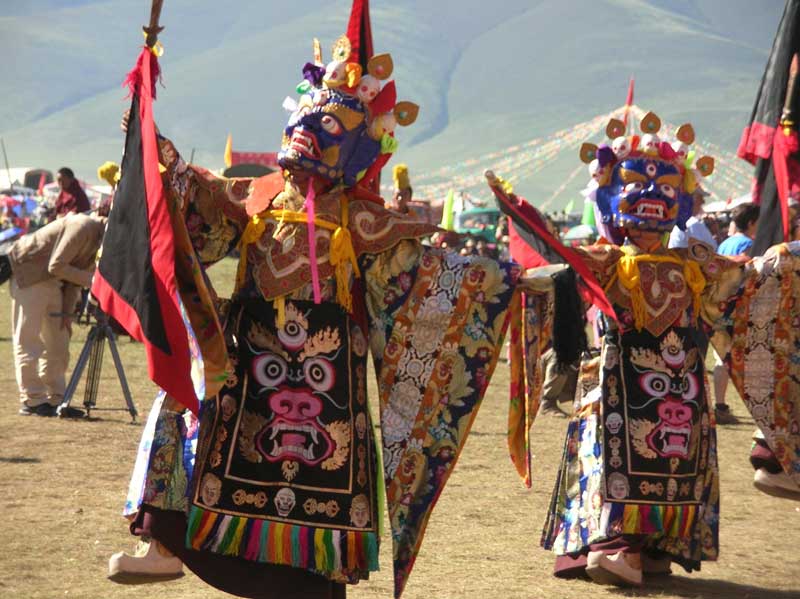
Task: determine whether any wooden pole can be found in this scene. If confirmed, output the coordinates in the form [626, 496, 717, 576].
[143, 0, 164, 48]
[0, 138, 13, 190]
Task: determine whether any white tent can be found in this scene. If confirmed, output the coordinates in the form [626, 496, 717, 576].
[0, 167, 34, 189]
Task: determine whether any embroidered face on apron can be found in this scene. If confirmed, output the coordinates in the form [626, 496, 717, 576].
[249, 302, 351, 474]
[191, 300, 377, 550]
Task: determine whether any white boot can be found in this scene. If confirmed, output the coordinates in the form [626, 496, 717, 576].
[586, 550, 643, 587]
[753, 468, 800, 501]
[108, 539, 184, 583]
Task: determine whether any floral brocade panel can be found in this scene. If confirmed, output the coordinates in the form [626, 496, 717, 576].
[725, 242, 800, 485]
[365, 245, 518, 597]
[507, 289, 553, 487]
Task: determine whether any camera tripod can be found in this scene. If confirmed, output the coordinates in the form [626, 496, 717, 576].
[56, 309, 138, 422]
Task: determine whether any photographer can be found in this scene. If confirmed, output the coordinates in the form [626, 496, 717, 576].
[5, 209, 107, 416]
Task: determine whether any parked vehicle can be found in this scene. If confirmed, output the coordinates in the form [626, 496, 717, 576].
[455, 207, 501, 242]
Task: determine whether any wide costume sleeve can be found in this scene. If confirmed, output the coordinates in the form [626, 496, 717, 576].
[156, 134, 251, 398]
[715, 241, 800, 485]
[505, 244, 617, 487]
[157, 135, 250, 268]
[362, 239, 519, 597]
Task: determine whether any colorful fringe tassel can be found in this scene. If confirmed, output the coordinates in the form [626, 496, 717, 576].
[186, 505, 379, 574]
[620, 503, 697, 537]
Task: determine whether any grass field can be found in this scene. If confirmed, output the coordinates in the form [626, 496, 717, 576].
[0, 258, 798, 599]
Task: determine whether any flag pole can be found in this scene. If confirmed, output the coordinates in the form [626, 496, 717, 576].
[143, 0, 164, 48]
[0, 138, 13, 190]
[780, 53, 799, 133]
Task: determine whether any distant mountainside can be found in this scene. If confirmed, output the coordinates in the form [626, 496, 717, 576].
[0, 0, 785, 208]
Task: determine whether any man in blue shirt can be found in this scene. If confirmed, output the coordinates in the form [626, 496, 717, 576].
[717, 203, 760, 256]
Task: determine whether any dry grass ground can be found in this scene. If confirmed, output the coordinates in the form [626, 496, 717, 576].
[0, 258, 798, 598]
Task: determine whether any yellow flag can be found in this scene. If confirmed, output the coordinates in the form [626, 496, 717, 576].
[224, 133, 233, 168]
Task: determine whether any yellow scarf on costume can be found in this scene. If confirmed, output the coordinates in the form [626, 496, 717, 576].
[607, 247, 705, 331]
[236, 197, 360, 325]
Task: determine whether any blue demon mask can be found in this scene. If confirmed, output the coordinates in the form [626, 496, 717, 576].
[584, 112, 714, 234]
[596, 156, 691, 232]
[276, 36, 419, 189]
[278, 88, 380, 187]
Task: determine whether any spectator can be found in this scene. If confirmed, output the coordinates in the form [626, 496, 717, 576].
[6, 212, 106, 417]
[55, 167, 91, 218]
[717, 203, 759, 256]
[538, 348, 578, 418]
[668, 187, 717, 249]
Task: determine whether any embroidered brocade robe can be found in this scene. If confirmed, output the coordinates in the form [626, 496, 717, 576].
[128, 136, 518, 598]
[521, 241, 744, 570]
[511, 239, 800, 570]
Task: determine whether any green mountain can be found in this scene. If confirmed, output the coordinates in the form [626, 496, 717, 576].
[0, 0, 785, 208]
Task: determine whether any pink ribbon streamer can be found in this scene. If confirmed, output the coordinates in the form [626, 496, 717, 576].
[305, 180, 322, 303]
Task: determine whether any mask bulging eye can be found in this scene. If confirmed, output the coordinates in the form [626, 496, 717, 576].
[304, 357, 335, 392]
[277, 318, 307, 351]
[253, 354, 288, 388]
[660, 184, 676, 199]
[641, 372, 669, 397]
[681, 373, 699, 400]
[624, 182, 643, 194]
[321, 115, 342, 135]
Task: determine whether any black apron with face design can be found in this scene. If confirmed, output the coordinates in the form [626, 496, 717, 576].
[601, 325, 712, 506]
[188, 299, 378, 582]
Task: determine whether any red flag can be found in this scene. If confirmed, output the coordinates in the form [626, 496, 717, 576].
[508, 218, 548, 268]
[771, 126, 798, 241]
[346, 0, 373, 68]
[623, 76, 635, 128]
[738, 4, 800, 254]
[37, 172, 46, 196]
[91, 47, 198, 414]
[346, 0, 385, 194]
